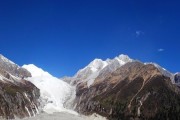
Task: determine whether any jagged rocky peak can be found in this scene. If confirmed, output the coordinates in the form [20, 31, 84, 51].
[69, 54, 133, 87]
[77, 54, 132, 76]
[0, 54, 31, 78]
[75, 58, 107, 77]
[99, 54, 133, 76]
[77, 54, 132, 74]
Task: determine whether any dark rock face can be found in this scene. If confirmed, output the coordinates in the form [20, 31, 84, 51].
[0, 55, 40, 119]
[174, 73, 180, 84]
[0, 79, 40, 119]
[74, 62, 180, 120]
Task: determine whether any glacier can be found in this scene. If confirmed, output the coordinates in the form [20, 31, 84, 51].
[22, 64, 77, 115]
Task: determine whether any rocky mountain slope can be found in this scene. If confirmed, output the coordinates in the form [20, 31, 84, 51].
[0, 55, 40, 119]
[64, 54, 180, 120]
[0, 54, 31, 78]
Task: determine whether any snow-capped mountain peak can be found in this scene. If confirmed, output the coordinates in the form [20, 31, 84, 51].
[88, 59, 108, 70]
[22, 64, 51, 77]
[72, 54, 133, 87]
[105, 54, 132, 64]
[118, 54, 132, 62]
[75, 58, 108, 78]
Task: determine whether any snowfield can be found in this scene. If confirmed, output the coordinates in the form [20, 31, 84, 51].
[22, 64, 76, 114]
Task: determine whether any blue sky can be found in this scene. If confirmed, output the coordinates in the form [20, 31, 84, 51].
[0, 0, 180, 77]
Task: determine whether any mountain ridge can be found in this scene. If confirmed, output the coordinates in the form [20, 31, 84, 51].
[63, 54, 177, 87]
[0, 53, 179, 120]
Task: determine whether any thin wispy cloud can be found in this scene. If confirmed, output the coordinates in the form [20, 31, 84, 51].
[158, 49, 165, 52]
[135, 30, 144, 37]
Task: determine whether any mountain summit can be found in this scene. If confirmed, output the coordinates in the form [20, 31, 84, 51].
[64, 54, 133, 87]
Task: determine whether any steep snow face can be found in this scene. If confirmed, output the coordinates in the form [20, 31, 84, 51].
[22, 64, 50, 77]
[72, 54, 133, 87]
[75, 59, 108, 78]
[22, 64, 76, 114]
[75, 59, 108, 87]
[99, 54, 133, 78]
